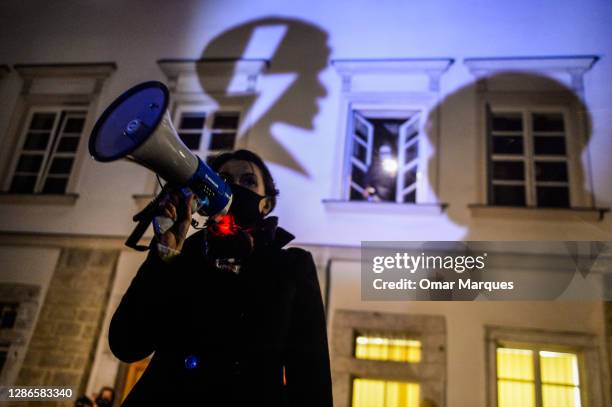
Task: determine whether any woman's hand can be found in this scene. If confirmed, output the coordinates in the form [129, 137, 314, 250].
[156, 189, 195, 252]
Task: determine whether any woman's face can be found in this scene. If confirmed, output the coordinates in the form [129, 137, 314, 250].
[218, 159, 272, 215]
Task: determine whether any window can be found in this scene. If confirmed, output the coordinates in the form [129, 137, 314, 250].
[486, 326, 604, 407]
[353, 378, 420, 407]
[465, 57, 599, 211]
[0, 303, 18, 330]
[496, 345, 582, 407]
[0, 284, 41, 386]
[0, 342, 9, 375]
[487, 108, 572, 208]
[352, 332, 422, 407]
[173, 106, 241, 163]
[348, 110, 421, 203]
[7, 108, 86, 194]
[0, 63, 115, 200]
[331, 59, 453, 208]
[332, 310, 446, 407]
[355, 333, 422, 363]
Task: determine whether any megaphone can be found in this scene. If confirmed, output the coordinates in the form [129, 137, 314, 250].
[89, 81, 232, 250]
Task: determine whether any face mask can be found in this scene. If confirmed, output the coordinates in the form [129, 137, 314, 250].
[228, 183, 266, 227]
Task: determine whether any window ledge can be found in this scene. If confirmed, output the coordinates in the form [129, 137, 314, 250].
[468, 204, 609, 222]
[322, 199, 447, 215]
[0, 193, 79, 206]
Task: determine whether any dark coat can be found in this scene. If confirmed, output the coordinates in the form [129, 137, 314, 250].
[108, 225, 333, 407]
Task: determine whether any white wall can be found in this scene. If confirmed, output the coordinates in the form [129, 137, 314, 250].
[0, 0, 609, 245]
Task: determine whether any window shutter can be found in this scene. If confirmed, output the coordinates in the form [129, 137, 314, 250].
[397, 113, 420, 203]
[485, 103, 494, 204]
[350, 112, 374, 195]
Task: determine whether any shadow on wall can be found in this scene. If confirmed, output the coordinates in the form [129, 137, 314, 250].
[419, 72, 594, 300]
[197, 17, 331, 177]
[425, 72, 593, 234]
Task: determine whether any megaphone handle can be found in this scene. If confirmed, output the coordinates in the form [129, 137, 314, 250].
[153, 193, 202, 235]
[125, 213, 156, 251]
[153, 216, 174, 235]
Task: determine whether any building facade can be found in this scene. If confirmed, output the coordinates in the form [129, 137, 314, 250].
[0, 1, 611, 406]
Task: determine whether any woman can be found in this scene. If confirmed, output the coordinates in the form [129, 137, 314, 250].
[109, 150, 333, 406]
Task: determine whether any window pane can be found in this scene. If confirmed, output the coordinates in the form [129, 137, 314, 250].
[405, 129, 418, 144]
[30, 113, 56, 130]
[0, 303, 18, 329]
[351, 164, 366, 187]
[48, 157, 74, 175]
[63, 117, 85, 133]
[492, 113, 523, 132]
[212, 112, 240, 130]
[57, 136, 81, 153]
[353, 140, 368, 163]
[493, 161, 525, 181]
[540, 351, 579, 386]
[535, 162, 568, 182]
[16, 154, 43, 173]
[498, 381, 535, 407]
[209, 132, 236, 150]
[10, 175, 37, 193]
[542, 384, 580, 407]
[534, 136, 566, 156]
[403, 190, 416, 203]
[179, 114, 206, 130]
[403, 168, 417, 191]
[41, 177, 68, 194]
[350, 188, 365, 201]
[23, 132, 50, 150]
[404, 143, 418, 165]
[497, 348, 534, 380]
[492, 185, 526, 206]
[537, 186, 570, 208]
[178, 133, 202, 150]
[533, 113, 564, 132]
[355, 116, 370, 141]
[355, 334, 421, 363]
[352, 378, 420, 407]
[493, 136, 523, 155]
[0, 351, 6, 374]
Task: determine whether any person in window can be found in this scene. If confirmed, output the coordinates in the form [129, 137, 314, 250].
[108, 149, 333, 407]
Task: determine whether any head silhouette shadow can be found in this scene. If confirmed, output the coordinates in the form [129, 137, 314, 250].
[197, 17, 330, 176]
[422, 71, 593, 299]
[426, 72, 594, 236]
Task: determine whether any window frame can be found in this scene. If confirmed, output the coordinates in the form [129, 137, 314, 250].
[171, 103, 245, 162]
[3, 106, 89, 194]
[495, 342, 585, 407]
[485, 326, 604, 407]
[0, 63, 115, 202]
[487, 105, 576, 208]
[346, 107, 423, 204]
[332, 310, 446, 407]
[477, 91, 593, 209]
[339, 97, 436, 205]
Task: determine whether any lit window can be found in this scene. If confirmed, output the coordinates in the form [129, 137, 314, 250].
[348, 110, 421, 203]
[496, 347, 581, 407]
[487, 109, 572, 208]
[8, 109, 86, 194]
[352, 378, 420, 407]
[355, 334, 422, 363]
